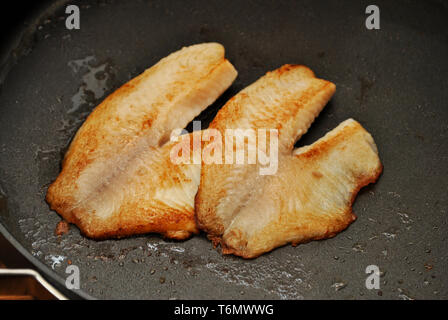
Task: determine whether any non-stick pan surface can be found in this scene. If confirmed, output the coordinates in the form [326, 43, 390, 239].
[0, 0, 447, 299]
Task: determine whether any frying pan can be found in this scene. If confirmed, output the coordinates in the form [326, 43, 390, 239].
[0, 0, 447, 300]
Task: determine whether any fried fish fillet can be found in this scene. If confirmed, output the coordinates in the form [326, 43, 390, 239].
[221, 119, 382, 258]
[46, 43, 237, 239]
[196, 65, 336, 237]
[195, 65, 382, 258]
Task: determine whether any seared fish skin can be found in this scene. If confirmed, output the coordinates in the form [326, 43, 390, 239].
[46, 43, 237, 240]
[195, 65, 382, 258]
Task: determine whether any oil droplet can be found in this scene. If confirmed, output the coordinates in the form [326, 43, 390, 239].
[67, 56, 115, 114]
[331, 282, 347, 291]
[382, 227, 398, 240]
[352, 242, 366, 253]
[397, 288, 414, 300]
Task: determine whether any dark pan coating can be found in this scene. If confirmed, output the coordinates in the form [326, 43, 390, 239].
[0, 0, 447, 299]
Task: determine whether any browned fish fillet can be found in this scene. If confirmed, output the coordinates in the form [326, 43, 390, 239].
[46, 43, 237, 239]
[221, 119, 382, 258]
[196, 65, 336, 237]
[195, 65, 382, 258]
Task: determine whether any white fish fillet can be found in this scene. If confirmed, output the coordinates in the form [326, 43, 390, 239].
[195, 65, 382, 258]
[46, 43, 237, 239]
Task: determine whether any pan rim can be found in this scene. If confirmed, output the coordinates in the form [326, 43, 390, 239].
[0, 222, 93, 299]
[0, 0, 92, 300]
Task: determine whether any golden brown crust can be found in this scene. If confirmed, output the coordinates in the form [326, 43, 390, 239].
[195, 65, 382, 258]
[221, 164, 383, 259]
[46, 43, 237, 240]
[218, 120, 383, 258]
[195, 65, 337, 239]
